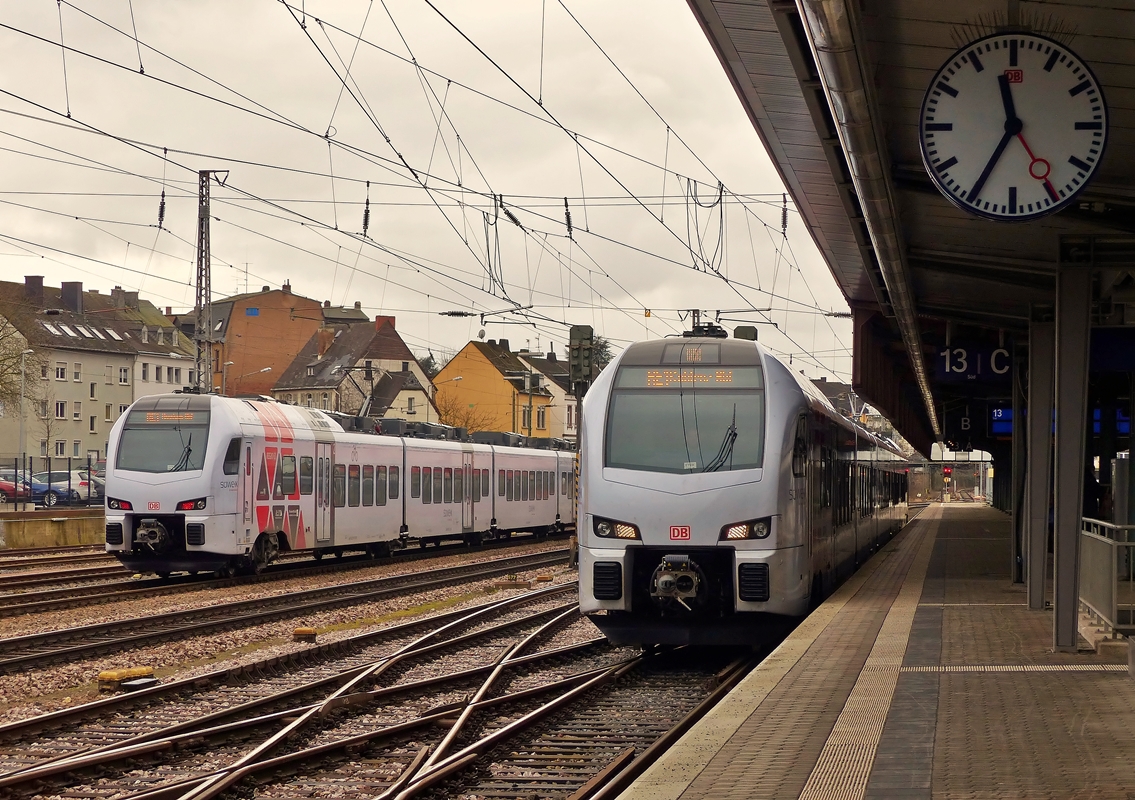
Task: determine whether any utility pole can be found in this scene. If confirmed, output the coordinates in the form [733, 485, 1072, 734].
[194, 170, 228, 392]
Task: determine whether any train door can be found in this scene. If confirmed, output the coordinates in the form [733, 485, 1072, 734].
[315, 443, 332, 543]
[242, 441, 255, 541]
[461, 450, 474, 532]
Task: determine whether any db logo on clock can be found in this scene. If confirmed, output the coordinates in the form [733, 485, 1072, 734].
[1004, 69, 1023, 83]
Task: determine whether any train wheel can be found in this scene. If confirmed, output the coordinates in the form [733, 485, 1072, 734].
[466, 531, 483, 547]
[313, 549, 324, 561]
[249, 533, 280, 574]
[366, 542, 391, 559]
[214, 563, 235, 579]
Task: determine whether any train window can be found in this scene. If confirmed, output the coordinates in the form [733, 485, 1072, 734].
[443, 468, 453, 503]
[433, 467, 443, 504]
[536, 471, 544, 500]
[389, 466, 399, 499]
[362, 466, 374, 507]
[472, 470, 481, 502]
[300, 457, 314, 495]
[376, 466, 387, 505]
[223, 438, 241, 475]
[246, 447, 252, 477]
[792, 417, 807, 478]
[333, 464, 346, 508]
[482, 469, 489, 498]
[280, 456, 297, 496]
[421, 467, 432, 503]
[498, 470, 505, 497]
[411, 466, 421, 498]
[455, 468, 464, 503]
[530, 471, 536, 501]
[317, 458, 324, 505]
[348, 465, 361, 507]
[520, 471, 528, 502]
[506, 470, 514, 501]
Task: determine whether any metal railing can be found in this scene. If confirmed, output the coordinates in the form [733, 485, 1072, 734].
[0, 455, 104, 511]
[1079, 518, 1135, 636]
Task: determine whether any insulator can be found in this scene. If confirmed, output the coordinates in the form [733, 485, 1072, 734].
[362, 181, 371, 237]
[564, 197, 573, 239]
[157, 189, 166, 229]
[781, 193, 787, 236]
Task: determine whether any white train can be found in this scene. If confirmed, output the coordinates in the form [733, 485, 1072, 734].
[104, 395, 576, 577]
[578, 330, 908, 645]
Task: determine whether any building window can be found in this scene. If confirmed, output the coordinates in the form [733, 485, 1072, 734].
[89, 382, 96, 399]
[89, 416, 97, 433]
[105, 403, 112, 421]
[141, 363, 149, 381]
[73, 401, 81, 421]
[321, 393, 329, 410]
[304, 393, 312, 407]
[214, 350, 222, 373]
[141, 326, 148, 344]
[41, 364, 48, 380]
[567, 405, 573, 429]
[54, 440, 66, 457]
[402, 361, 409, 372]
[55, 401, 67, 420]
[73, 440, 81, 457]
[55, 362, 67, 380]
[521, 406, 532, 430]
[73, 362, 81, 381]
[39, 439, 47, 456]
[407, 396, 415, 414]
[174, 367, 181, 384]
[119, 404, 129, 416]
[537, 406, 546, 429]
[105, 365, 113, 385]
[306, 366, 315, 377]
[38, 400, 48, 418]
[155, 367, 163, 383]
[119, 367, 130, 385]
[188, 370, 195, 385]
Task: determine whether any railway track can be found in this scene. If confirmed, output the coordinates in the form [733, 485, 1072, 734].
[0, 548, 569, 673]
[0, 532, 570, 617]
[0, 551, 113, 571]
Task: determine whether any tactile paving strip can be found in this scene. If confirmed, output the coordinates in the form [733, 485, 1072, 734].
[797, 513, 939, 800]
[902, 664, 1128, 673]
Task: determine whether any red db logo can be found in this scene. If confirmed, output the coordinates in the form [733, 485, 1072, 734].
[1005, 69, 1023, 83]
[670, 526, 691, 540]
[148, 501, 160, 511]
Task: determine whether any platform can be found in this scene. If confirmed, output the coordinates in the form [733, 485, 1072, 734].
[620, 504, 1135, 799]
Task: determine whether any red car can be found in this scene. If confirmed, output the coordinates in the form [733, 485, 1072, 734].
[0, 478, 31, 503]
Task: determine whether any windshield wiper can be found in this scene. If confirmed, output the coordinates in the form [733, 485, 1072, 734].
[169, 432, 193, 472]
[703, 406, 737, 473]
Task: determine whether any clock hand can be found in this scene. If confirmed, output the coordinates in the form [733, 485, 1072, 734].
[969, 80, 1024, 202]
[998, 73, 1018, 124]
[1016, 132, 1059, 202]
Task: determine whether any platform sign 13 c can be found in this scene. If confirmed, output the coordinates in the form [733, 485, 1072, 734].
[934, 343, 1011, 385]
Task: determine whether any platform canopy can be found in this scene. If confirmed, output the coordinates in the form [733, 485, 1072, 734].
[689, 0, 1135, 455]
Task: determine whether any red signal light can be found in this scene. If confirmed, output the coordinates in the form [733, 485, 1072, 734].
[943, 466, 953, 475]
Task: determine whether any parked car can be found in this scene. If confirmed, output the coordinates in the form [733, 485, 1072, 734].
[0, 478, 31, 504]
[29, 471, 98, 506]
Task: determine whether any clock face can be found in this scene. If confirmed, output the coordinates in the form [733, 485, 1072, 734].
[919, 32, 1108, 221]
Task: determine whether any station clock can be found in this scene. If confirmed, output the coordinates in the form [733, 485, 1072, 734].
[918, 32, 1108, 221]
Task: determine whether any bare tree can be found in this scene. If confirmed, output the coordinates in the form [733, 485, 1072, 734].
[435, 391, 498, 434]
[0, 295, 46, 410]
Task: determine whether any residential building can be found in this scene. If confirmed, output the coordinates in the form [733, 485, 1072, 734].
[272, 316, 437, 423]
[517, 348, 576, 441]
[171, 282, 324, 397]
[0, 277, 192, 461]
[434, 339, 553, 435]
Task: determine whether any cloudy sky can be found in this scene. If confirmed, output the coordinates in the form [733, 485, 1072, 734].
[0, 0, 853, 378]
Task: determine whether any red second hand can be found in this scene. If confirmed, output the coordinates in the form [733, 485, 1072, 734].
[1017, 132, 1058, 201]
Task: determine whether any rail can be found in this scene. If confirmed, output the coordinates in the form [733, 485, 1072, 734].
[1079, 518, 1135, 636]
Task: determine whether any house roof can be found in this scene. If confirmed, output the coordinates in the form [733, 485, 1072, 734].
[519, 352, 570, 392]
[371, 371, 434, 415]
[466, 341, 553, 396]
[273, 321, 425, 392]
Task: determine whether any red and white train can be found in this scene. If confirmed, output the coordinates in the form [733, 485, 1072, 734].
[104, 394, 576, 577]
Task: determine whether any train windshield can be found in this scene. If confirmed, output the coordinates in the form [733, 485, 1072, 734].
[116, 409, 211, 473]
[605, 365, 765, 473]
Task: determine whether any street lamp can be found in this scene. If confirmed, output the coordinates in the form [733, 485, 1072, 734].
[224, 365, 270, 395]
[219, 361, 235, 395]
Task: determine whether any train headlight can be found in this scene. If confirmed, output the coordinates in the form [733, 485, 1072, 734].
[593, 517, 640, 540]
[177, 497, 208, 511]
[720, 517, 772, 540]
[107, 498, 133, 511]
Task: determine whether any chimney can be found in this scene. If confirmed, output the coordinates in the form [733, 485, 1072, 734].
[282, 281, 291, 294]
[324, 300, 331, 308]
[374, 315, 396, 330]
[124, 291, 139, 309]
[354, 301, 362, 311]
[547, 350, 557, 361]
[499, 339, 510, 352]
[111, 286, 125, 308]
[24, 276, 44, 306]
[317, 327, 336, 358]
[262, 285, 270, 292]
[166, 306, 172, 316]
[61, 281, 84, 314]
[488, 339, 496, 346]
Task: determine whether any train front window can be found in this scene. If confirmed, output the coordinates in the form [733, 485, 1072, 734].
[117, 409, 210, 473]
[606, 365, 765, 474]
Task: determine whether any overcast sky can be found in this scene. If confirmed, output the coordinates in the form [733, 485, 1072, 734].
[0, 0, 853, 378]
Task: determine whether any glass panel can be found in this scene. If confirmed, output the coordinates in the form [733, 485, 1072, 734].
[433, 468, 443, 504]
[348, 465, 360, 507]
[222, 438, 240, 476]
[389, 466, 399, 499]
[376, 466, 387, 506]
[300, 457, 313, 495]
[454, 468, 464, 504]
[117, 409, 210, 472]
[362, 465, 374, 507]
[422, 467, 432, 503]
[443, 468, 453, 503]
[411, 466, 421, 498]
[333, 464, 346, 507]
[280, 456, 297, 496]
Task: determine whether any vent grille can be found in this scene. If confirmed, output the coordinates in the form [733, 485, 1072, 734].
[738, 563, 770, 602]
[105, 522, 123, 545]
[186, 523, 205, 546]
[592, 562, 622, 600]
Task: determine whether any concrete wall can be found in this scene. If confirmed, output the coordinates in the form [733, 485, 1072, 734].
[0, 509, 104, 549]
